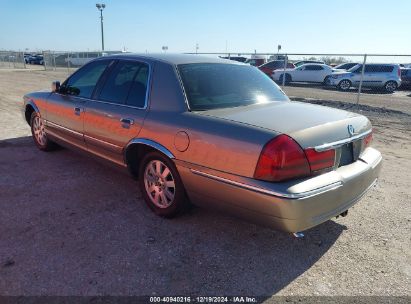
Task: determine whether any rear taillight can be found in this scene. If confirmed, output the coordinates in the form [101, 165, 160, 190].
[304, 148, 336, 172]
[363, 132, 373, 148]
[254, 135, 336, 182]
[254, 135, 310, 182]
[398, 68, 401, 77]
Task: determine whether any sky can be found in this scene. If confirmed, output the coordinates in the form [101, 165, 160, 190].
[1, 0, 410, 54]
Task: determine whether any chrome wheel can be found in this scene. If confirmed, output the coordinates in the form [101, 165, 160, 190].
[339, 80, 351, 91]
[32, 115, 47, 146]
[385, 81, 397, 92]
[144, 160, 176, 208]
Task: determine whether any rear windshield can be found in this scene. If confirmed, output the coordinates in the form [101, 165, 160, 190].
[177, 63, 289, 111]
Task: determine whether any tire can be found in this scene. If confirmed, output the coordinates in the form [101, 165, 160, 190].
[138, 151, 188, 218]
[384, 81, 397, 93]
[337, 79, 351, 91]
[30, 112, 56, 151]
[279, 73, 291, 85]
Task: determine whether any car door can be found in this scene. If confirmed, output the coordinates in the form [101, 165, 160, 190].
[291, 66, 305, 81]
[295, 65, 317, 82]
[350, 65, 363, 86]
[306, 65, 326, 82]
[83, 59, 151, 165]
[46, 59, 112, 149]
[362, 65, 379, 87]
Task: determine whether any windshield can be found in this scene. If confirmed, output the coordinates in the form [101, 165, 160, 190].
[348, 64, 361, 72]
[178, 63, 289, 111]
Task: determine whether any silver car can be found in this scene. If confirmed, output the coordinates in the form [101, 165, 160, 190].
[22, 54, 382, 235]
[326, 63, 401, 92]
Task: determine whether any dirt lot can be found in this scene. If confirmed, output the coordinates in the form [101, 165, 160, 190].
[0, 69, 410, 298]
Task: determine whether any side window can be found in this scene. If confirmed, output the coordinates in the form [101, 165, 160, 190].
[265, 62, 275, 69]
[65, 60, 110, 98]
[97, 61, 149, 107]
[305, 65, 321, 71]
[353, 66, 363, 73]
[380, 65, 394, 73]
[98, 61, 141, 104]
[364, 65, 392, 73]
[126, 63, 149, 108]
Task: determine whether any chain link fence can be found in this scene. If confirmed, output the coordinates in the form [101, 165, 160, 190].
[1, 50, 410, 113]
[0, 51, 26, 69]
[189, 52, 411, 114]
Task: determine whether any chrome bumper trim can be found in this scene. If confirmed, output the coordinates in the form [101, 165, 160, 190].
[314, 129, 372, 152]
[190, 169, 343, 199]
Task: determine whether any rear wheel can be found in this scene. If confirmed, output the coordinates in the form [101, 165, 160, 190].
[337, 79, 351, 91]
[384, 81, 397, 93]
[30, 112, 56, 151]
[279, 73, 291, 85]
[139, 151, 188, 218]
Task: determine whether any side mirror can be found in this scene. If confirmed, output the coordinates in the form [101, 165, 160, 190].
[51, 81, 60, 93]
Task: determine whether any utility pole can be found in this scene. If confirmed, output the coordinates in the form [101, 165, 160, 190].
[96, 3, 106, 51]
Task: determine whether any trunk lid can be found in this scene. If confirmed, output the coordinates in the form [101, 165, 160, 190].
[196, 101, 371, 148]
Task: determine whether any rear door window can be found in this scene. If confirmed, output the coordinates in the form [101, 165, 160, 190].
[98, 61, 149, 107]
[126, 64, 149, 108]
[380, 65, 394, 73]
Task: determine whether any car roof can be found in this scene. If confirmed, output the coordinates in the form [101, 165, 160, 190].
[299, 63, 329, 67]
[96, 53, 244, 65]
[359, 63, 399, 66]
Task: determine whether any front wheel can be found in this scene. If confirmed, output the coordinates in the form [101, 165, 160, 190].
[139, 151, 188, 218]
[30, 112, 56, 151]
[337, 79, 351, 91]
[384, 81, 397, 93]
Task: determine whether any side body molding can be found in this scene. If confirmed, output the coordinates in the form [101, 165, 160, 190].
[124, 138, 175, 164]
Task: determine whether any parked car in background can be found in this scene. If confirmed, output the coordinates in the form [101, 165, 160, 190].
[294, 60, 325, 67]
[22, 53, 381, 234]
[258, 60, 295, 77]
[334, 62, 359, 71]
[28, 54, 44, 65]
[245, 55, 266, 66]
[24, 53, 31, 64]
[325, 64, 402, 92]
[220, 56, 248, 63]
[400, 68, 411, 87]
[272, 64, 335, 84]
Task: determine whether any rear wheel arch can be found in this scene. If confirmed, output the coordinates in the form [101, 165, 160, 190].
[279, 73, 292, 83]
[124, 139, 175, 179]
[384, 80, 398, 93]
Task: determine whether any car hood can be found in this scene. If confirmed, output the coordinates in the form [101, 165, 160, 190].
[196, 101, 371, 148]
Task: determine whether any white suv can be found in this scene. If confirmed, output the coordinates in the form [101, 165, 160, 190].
[325, 64, 402, 92]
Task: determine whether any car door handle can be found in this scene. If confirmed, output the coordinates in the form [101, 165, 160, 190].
[120, 118, 134, 125]
[74, 107, 82, 116]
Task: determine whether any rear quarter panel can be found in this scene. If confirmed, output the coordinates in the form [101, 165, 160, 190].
[139, 111, 277, 177]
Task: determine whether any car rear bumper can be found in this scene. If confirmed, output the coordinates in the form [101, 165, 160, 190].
[177, 147, 382, 232]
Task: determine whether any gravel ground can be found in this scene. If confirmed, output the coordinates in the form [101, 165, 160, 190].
[0, 69, 410, 299]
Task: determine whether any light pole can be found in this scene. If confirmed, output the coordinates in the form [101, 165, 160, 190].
[96, 3, 105, 51]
